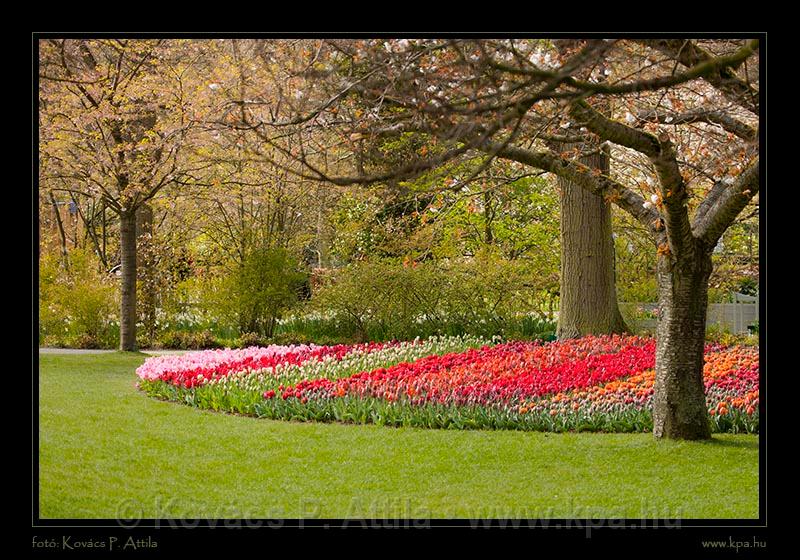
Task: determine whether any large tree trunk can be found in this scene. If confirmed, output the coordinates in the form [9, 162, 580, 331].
[653, 245, 712, 440]
[119, 210, 138, 351]
[557, 149, 628, 339]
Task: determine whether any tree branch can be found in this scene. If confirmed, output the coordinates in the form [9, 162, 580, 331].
[489, 143, 662, 235]
[569, 99, 661, 156]
[637, 108, 757, 141]
[568, 98, 693, 256]
[693, 158, 760, 245]
[635, 39, 759, 114]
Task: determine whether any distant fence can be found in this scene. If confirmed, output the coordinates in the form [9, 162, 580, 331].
[620, 293, 759, 334]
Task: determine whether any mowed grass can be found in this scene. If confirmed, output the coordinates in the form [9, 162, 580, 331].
[38, 353, 759, 519]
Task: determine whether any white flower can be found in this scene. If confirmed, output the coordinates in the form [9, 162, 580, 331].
[396, 39, 410, 51]
[722, 176, 735, 185]
[529, 51, 557, 69]
[643, 201, 654, 209]
[650, 194, 659, 204]
[624, 112, 636, 124]
[293, 90, 304, 100]
[664, 116, 673, 123]
[208, 83, 220, 91]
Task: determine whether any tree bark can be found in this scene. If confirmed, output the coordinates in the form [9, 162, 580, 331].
[653, 243, 713, 440]
[48, 191, 69, 266]
[557, 148, 628, 339]
[136, 204, 156, 345]
[119, 210, 138, 351]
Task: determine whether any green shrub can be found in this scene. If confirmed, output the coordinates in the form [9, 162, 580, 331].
[157, 330, 221, 350]
[207, 248, 308, 338]
[274, 315, 357, 344]
[311, 254, 554, 342]
[619, 303, 658, 336]
[516, 316, 557, 341]
[705, 325, 759, 347]
[268, 332, 318, 346]
[74, 333, 101, 349]
[237, 332, 270, 348]
[39, 250, 118, 348]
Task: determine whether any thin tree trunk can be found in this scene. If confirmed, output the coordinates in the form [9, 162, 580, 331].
[557, 148, 628, 338]
[101, 201, 107, 268]
[119, 210, 138, 351]
[48, 192, 69, 266]
[483, 190, 494, 245]
[136, 204, 156, 346]
[653, 245, 712, 440]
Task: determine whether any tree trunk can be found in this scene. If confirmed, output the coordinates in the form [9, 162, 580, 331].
[557, 149, 628, 339]
[136, 204, 156, 346]
[119, 210, 138, 351]
[653, 245, 712, 440]
[48, 191, 69, 267]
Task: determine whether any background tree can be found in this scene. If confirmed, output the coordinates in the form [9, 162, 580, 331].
[232, 38, 759, 439]
[39, 39, 212, 350]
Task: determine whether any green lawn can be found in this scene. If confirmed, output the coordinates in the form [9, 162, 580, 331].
[38, 352, 759, 519]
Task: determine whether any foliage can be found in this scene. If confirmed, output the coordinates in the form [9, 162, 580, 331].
[39, 250, 118, 348]
[236, 332, 271, 348]
[173, 248, 308, 341]
[311, 253, 554, 342]
[231, 248, 308, 337]
[37, 39, 760, 362]
[156, 330, 220, 350]
[704, 326, 759, 347]
[329, 162, 560, 274]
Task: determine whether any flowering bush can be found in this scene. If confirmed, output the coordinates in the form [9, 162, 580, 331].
[137, 335, 759, 433]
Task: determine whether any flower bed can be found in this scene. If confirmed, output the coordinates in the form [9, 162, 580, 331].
[137, 335, 759, 433]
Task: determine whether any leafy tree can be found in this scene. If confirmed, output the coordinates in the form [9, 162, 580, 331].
[231, 38, 760, 440]
[39, 39, 212, 350]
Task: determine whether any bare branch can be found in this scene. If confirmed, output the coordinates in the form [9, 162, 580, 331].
[635, 39, 759, 114]
[567, 98, 693, 255]
[637, 108, 757, 141]
[694, 158, 760, 245]
[489, 142, 662, 236]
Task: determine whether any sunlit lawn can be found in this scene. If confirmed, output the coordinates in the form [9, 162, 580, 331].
[38, 352, 759, 519]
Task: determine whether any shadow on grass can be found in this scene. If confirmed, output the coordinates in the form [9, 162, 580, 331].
[696, 436, 759, 450]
